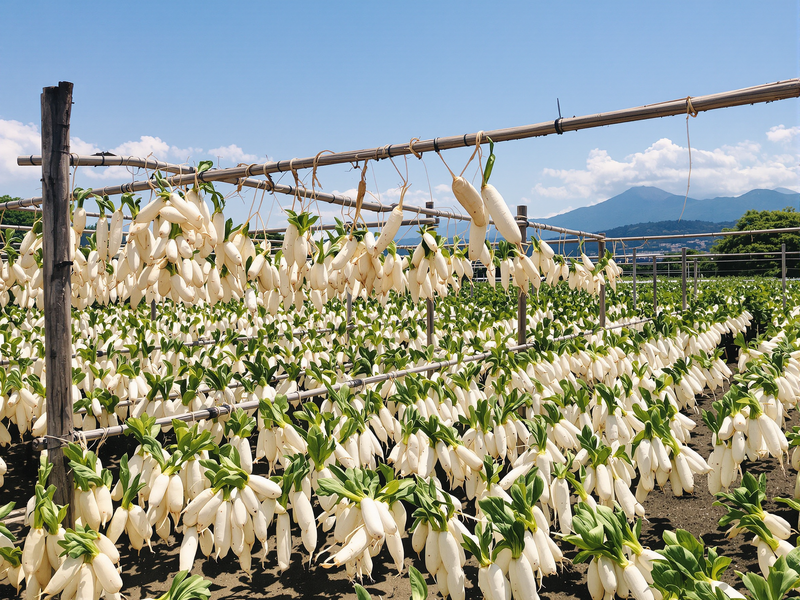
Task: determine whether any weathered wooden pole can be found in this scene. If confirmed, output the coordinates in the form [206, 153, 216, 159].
[693, 257, 699, 298]
[653, 254, 658, 314]
[346, 291, 353, 343]
[425, 200, 435, 349]
[41, 81, 75, 524]
[598, 237, 606, 327]
[782, 243, 787, 312]
[632, 247, 637, 309]
[681, 247, 687, 311]
[517, 205, 528, 345]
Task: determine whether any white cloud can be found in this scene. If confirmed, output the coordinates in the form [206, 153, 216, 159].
[531, 137, 800, 209]
[767, 125, 800, 145]
[206, 144, 257, 164]
[0, 120, 261, 191]
[0, 119, 42, 186]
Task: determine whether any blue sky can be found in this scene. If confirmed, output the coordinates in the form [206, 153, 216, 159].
[1, 1, 798, 229]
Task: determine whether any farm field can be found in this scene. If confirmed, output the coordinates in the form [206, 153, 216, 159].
[1, 268, 800, 600]
[0, 1, 798, 598]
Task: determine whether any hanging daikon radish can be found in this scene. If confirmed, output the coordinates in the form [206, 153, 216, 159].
[480, 139, 521, 245]
[94, 195, 113, 263]
[375, 184, 409, 254]
[71, 188, 94, 234]
[452, 177, 488, 226]
[446, 141, 488, 227]
[469, 220, 487, 262]
[284, 211, 319, 268]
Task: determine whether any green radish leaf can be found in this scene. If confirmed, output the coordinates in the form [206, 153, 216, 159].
[482, 137, 495, 187]
[353, 584, 371, 600]
[409, 566, 428, 600]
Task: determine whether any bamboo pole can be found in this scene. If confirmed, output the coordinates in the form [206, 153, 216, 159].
[41, 82, 75, 526]
[523, 219, 604, 240]
[253, 217, 436, 235]
[18, 153, 198, 173]
[24, 80, 797, 201]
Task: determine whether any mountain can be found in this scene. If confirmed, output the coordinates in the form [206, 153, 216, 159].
[547, 219, 737, 255]
[775, 187, 799, 195]
[533, 186, 800, 233]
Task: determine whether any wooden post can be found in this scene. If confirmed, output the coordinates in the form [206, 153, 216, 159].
[517, 205, 527, 345]
[782, 243, 787, 312]
[681, 247, 687, 311]
[41, 81, 75, 525]
[426, 298, 434, 346]
[598, 237, 606, 327]
[150, 299, 156, 321]
[425, 199, 436, 350]
[653, 254, 658, 314]
[346, 291, 353, 343]
[632, 247, 637, 309]
[693, 257, 698, 298]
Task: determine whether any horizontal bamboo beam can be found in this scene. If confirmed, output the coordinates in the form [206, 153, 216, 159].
[252, 217, 437, 236]
[0, 197, 132, 221]
[48, 79, 799, 196]
[524, 219, 604, 240]
[13, 79, 797, 229]
[18, 153, 197, 174]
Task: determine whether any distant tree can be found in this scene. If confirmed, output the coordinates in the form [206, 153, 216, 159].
[711, 207, 800, 277]
[0, 196, 37, 227]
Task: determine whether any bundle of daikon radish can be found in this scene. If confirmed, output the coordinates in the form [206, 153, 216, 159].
[0, 150, 618, 314]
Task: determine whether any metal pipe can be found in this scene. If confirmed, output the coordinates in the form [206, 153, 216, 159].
[632, 247, 637, 309]
[653, 255, 658, 314]
[783, 243, 787, 311]
[681, 247, 687, 310]
[557, 226, 800, 244]
[598, 237, 606, 327]
[693, 257, 698, 298]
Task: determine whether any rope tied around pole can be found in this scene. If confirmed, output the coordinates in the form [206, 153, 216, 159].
[408, 138, 423, 159]
[686, 96, 699, 118]
[678, 97, 699, 222]
[349, 160, 370, 233]
[42, 433, 73, 450]
[459, 130, 484, 178]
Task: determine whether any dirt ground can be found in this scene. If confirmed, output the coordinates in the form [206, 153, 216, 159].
[1, 373, 797, 600]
